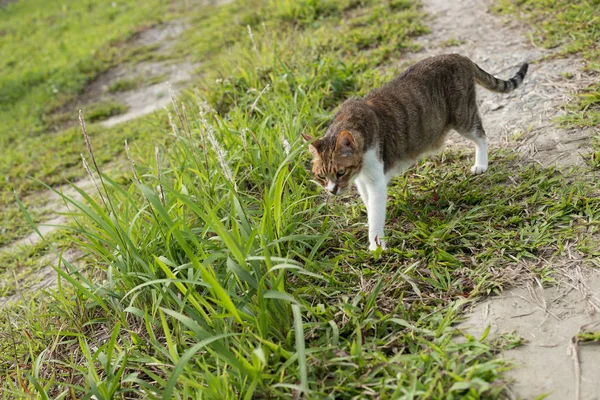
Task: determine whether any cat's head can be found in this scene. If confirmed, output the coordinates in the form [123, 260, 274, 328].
[302, 130, 363, 195]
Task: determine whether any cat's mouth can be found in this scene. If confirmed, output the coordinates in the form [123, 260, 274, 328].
[326, 186, 350, 196]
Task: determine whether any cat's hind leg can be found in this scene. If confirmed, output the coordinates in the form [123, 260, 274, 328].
[457, 117, 488, 175]
[470, 134, 488, 175]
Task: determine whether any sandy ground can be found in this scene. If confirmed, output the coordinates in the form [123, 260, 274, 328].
[0, 171, 102, 307]
[84, 21, 198, 127]
[460, 266, 600, 400]
[405, 0, 600, 398]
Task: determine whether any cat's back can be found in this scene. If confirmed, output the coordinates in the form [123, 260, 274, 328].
[373, 54, 473, 96]
[360, 54, 477, 162]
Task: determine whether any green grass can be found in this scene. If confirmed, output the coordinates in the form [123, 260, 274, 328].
[85, 100, 129, 122]
[0, 0, 165, 141]
[440, 38, 465, 48]
[1, 0, 599, 398]
[108, 78, 141, 93]
[0, 0, 178, 248]
[494, 0, 600, 63]
[577, 330, 600, 343]
[107, 73, 170, 93]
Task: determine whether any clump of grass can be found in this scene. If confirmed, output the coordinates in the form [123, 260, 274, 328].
[494, 0, 600, 61]
[587, 135, 600, 169]
[272, 0, 342, 27]
[84, 100, 129, 123]
[492, 332, 525, 350]
[441, 37, 465, 47]
[107, 77, 140, 93]
[146, 72, 170, 86]
[576, 330, 600, 343]
[107, 73, 169, 93]
[559, 82, 600, 129]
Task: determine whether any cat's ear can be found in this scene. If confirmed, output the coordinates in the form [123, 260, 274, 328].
[302, 133, 321, 159]
[301, 133, 314, 143]
[336, 130, 356, 156]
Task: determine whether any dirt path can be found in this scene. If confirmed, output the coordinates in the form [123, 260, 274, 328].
[84, 21, 198, 127]
[461, 266, 600, 400]
[406, 0, 600, 398]
[0, 171, 103, 307]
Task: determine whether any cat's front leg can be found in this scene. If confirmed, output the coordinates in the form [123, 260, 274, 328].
[355, 179, 369, 208]
[366, 181, 387, 251]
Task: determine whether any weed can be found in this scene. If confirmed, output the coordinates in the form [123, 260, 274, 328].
[576, 330, 600, 343]
[441, 38, 465, 47]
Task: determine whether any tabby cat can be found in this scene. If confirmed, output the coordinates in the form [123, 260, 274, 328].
[303, 54, 528, 250]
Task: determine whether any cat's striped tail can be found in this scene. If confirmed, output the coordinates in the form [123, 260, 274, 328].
[472, 61, 529, 93]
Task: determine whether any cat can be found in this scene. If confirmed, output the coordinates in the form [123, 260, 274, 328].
[303, 54, 528, 251]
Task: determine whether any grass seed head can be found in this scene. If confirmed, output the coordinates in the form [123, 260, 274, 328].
[247, 24, 260, 58]
[165, 107, 179, 138]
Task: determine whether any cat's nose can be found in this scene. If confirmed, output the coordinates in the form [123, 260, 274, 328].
[326, 181, 338, 195]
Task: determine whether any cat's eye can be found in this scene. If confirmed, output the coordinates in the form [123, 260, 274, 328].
[317, 174, 326, 180]
[336, 169, 346, 177]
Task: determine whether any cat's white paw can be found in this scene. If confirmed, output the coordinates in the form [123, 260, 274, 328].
[369, 239, 387, 251]
[470, 164, 488, 175]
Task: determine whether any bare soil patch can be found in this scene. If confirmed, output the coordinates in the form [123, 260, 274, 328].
[80, 21, 198, 127]
[1, 177, 96, 253]
[459, 266, 600, 399]
[0, 171, 102, 307]
[0, 249, 84, 308]
[95, 60, 197, 127]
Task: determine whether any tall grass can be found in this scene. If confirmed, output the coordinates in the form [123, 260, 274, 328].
[16, 43, 334, 396]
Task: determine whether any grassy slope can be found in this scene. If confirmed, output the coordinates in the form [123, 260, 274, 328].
[0, 0, 599, 399]
[0, 0, 174, 248]
[0, 0, 166, 188]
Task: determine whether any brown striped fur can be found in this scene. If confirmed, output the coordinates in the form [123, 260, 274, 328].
[304, 54, 528, 182]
